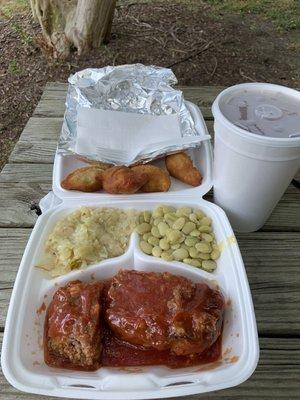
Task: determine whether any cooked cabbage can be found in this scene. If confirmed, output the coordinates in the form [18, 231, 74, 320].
[37, 207, 138, 277]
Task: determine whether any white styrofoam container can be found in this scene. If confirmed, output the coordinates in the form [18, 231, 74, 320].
[1, 102, 259, 399]
[52, 102, 213, 200]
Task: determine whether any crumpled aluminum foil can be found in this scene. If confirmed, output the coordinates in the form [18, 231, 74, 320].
[58, 64, 206, 165]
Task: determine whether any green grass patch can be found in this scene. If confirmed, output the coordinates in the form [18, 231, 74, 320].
[0, 0, 30, 18]
[0, 1, 33, 48]
[7, 59, 22, 75]
[11, 21, 33, 46]
[203, 0, 300, 31]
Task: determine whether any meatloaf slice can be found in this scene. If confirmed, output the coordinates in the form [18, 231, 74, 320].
[45, 280, 103, 370]
[106, 270, 225, 356]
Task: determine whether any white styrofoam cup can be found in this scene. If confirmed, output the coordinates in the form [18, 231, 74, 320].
[212, 83, 300, 232]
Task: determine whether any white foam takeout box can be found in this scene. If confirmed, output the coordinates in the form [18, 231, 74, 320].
[1, 102, 259, 399]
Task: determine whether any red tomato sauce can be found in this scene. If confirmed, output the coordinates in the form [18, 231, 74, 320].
[101, 324, 222, 368]
[44, 277, 223, 370]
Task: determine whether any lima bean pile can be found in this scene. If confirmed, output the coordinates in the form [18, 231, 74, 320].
[136, 205, 220, 272]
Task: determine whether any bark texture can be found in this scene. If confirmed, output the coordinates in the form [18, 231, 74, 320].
[30, 0, 117, 58]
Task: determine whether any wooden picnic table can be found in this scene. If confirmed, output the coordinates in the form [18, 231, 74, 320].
[0, 83, 299, 399]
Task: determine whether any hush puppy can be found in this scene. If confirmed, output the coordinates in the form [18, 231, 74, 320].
[102, 166, 148, 194]
[165, 152, 202, 187]
[61, 166, 104, 192]
[131, 164, 171, 192]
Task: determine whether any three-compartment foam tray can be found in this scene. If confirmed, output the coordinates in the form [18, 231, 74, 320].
[1, 102, 259, 399]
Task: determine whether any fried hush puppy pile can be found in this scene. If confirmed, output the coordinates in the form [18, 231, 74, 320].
[61, 152, 202, 194]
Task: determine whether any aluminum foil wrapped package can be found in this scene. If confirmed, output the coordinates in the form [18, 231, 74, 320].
[58, 64, 210, 165]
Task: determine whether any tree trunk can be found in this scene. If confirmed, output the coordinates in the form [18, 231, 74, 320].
[30, 0, 117, 58]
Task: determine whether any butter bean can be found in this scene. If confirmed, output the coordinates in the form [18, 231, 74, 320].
[189, 213, 198, 223]
[211, 249, 220, 260]
[165, 228, 173, 237]
[173, 248, 189, 261]
[161, 251, 174, 261]
[164, 213, 177, 225]
[202, 233, 213, 242]
[190, 229, 201, 237]
[143, 232, 152, 241]
[163, 206, 176, 214]
[158, 221, 170, 236]
[140, 241, 153, 255]
[176, 207, 192, 217]
[198, 225, 212, 233]
[212, 243, 219, 251]
[152, 246, 162, 257]
[171, 243, 180, 250]
[200, 217, 212, 226]
[153, 207, 164, 218]
[198, 252, 211, 260]
[153, 217, 163, 226]
[143, 211, 152, 223]
[189, 247, 199, 259]
[195, 242, 211, 253]
[181, 244, 190, 251]
[182, 221, 196, 235]
[151, 226, 162, 238]
[136, 223, 151, 235]
[194, 209, 205, 219]
[202, 260, 217, 272]
[167, 230, 183, 244]
[184, 236, 198, 247]
[172, 217, 186, 230]
[159, 238, 170, 250]
[183, 258, 201, 267]
[148, 236, 159, 246]
[179, 234, 185, 243]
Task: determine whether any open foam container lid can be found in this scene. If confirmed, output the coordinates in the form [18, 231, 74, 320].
[1, 101, 259, 399]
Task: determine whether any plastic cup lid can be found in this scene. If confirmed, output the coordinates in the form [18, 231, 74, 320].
[212, 83, 300, 147]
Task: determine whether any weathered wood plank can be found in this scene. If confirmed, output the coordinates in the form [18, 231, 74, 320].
[0, 229, 299, 335]
[0, 229, 32, 327]
[0, 164, 53, 183]
[9, 118, 62, 164]
[33, 85, 224, 119]
[0, 333, 299, 399]
[0, 183, 51, 228]
[44, 81, 67, 91]
[237, 232, 300, 335]
[261, 193, 300, 231]
[0, 229, 31, 288]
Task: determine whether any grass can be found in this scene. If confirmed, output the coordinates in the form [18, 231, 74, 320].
[0, 0, 30, 17]
[1, 0, 299, 31]
[0, 1, 33, 48]
[8, 59, 22, 75]
[203, 0, 300, 31]
[11, 20, 33, 45]
[0, 0, 30, 18]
